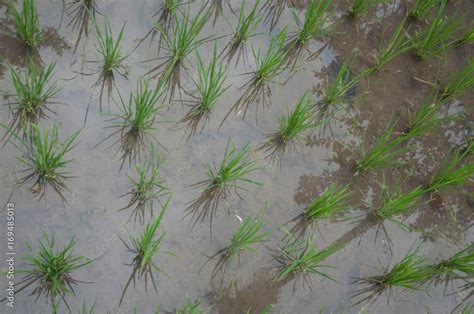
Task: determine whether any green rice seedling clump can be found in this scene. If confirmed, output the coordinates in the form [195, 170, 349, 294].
[223, 29, 288, 123]
[136, 0, 187, 49]
[355, 119, 409, 174]
[180, 45, 230, 136]
[255, 29, 287, 77]
[174, 298, 206, 314]
[223, 205, 270, 261]
[193, 46, 229, 114]
[233, 0, 261, 45]
[375, 185, 426, 231]
[254, 29, 288, 86]
[205, 141, 261, 193]
[352, 246, 434, 305]
[460, 304, 473, 314]
[119, 196, 172, 306]
[116, 80, 162, 133]
[320, 60, 361, 115]
[221, 0, 262, 65]
[162, 0, 181, 13]
[96, 19, 127, 77]
[275, 234, 340, 289]
[119, 148, 168, 224]
[9, 0, 43, 48]
[159, 0, 186, 18]
[367, 20, 413, 72]
[408, 0, 440, 20]
[293, 0, 335, 45]
[285, 0, 336, 65]
[147, 9, 212, 98]
[456, 25, 474, 46]
[14, 235, 93, 313]
[404, 93, 454, 138]
[107, 78, 164, 166]
[304, 183, 353, 221]
[2, 60, 59, 141]
[205, 204, 271, 277]
[409, 2, 463, 59]
[440, 59, 474, 101]
[79, 301, 97, 314]
[185, 140, 261, 230]
[460, 140, 474, 156]
[430, 245, 474, 285]
[94, 18, 127, 107]
[14, 124, 80, 201]
[277, 92, 321, 145]
[348, 0, 389, 18]
[426, 146, 474, 193]
[155, 0, 192, 38]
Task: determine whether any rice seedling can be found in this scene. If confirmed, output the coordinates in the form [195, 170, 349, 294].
[404, 93, 454, 138]
[304, 184, 353, 221]
[409, 2, 463, 60]
[103, 78, 164, 169]
[204, 205, 270, 278]
[118, 147, 168, 224]
[119, 195, 172, 306]
[8, 0, 43, 48]
[136, 0, 188, 49]
[275, 234, 340, 291]
[355, 119, 410, 175]
[348, 0, 389, 18]
[67, 0, 100, 52]
[429, 245, 474, 291]
[288, 183, 354, 239]
[285, 0, 336, 66]
[426, 146, 474, 193]
[1, 60, 59, 143]
[220, 0, 262, 66]
[13, 124, 80, 202]
[203, 141, 261, 193]
[12, 234, 93, 313]
[318, 59, 360, 117]
[261, 92, 323, 161]
[351, 246, 434, 306]
[221, 28, 288, 125]
[145, 9, 213, 100]
[456, 25, 473, 46]
[408, 0, 439, 21]
[460, 304, 473, 314]
[374, 185, 427, 235]
[277, 93, 319, 144]
[367, 20, 413, 72]
[92, 18, 127, 109]
[460, 140, 473, 156]
[175, 298, 205, 314]
[184, 140, 261, 233]
[78, 301, 97, 314]
[179, 45, 230, 137]
[439, 59, 474, 101]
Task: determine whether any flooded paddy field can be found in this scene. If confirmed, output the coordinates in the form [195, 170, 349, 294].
[0, 0, 473, 313]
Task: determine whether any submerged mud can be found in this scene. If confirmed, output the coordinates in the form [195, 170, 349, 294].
[0, 0, 472, 313]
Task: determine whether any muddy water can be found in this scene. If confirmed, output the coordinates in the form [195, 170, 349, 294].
[0, 0, 473, 313]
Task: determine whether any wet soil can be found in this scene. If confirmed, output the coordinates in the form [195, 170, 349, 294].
[0, 0, 472, 313]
